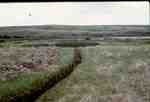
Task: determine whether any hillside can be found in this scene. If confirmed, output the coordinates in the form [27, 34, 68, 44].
[0, 25, 150, 40]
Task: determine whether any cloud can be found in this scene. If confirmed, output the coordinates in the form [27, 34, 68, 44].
[0, 2, 149, 26]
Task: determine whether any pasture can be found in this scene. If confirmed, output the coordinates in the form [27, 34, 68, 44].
[36, 44, 150, 102]
[0, 25, 150, 102]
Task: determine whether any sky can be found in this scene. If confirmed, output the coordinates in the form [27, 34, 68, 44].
[0, 2, 149, 26]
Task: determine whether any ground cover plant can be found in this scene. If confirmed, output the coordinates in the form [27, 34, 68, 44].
[36, 44, 150, 102]
[0, 46, 80, 102]
[0, 25, 150, 102]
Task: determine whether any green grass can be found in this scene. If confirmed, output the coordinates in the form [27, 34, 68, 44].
[0, 39, 99, 48]
[36, 44, 150, 102]
[0, 40, 31, 48]
[0, 47, 75, 102]
[0, 71, 49, 102]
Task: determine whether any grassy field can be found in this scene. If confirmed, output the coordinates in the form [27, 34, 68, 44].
[0, 46, 78, 102]
[0, 25, 150, 102]
[36, 44, 150, 102]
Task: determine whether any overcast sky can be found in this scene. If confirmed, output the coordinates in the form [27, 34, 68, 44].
[0, 2, 149, 26]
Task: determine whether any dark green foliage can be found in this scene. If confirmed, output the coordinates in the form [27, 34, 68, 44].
[55, 41, 98, 47]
